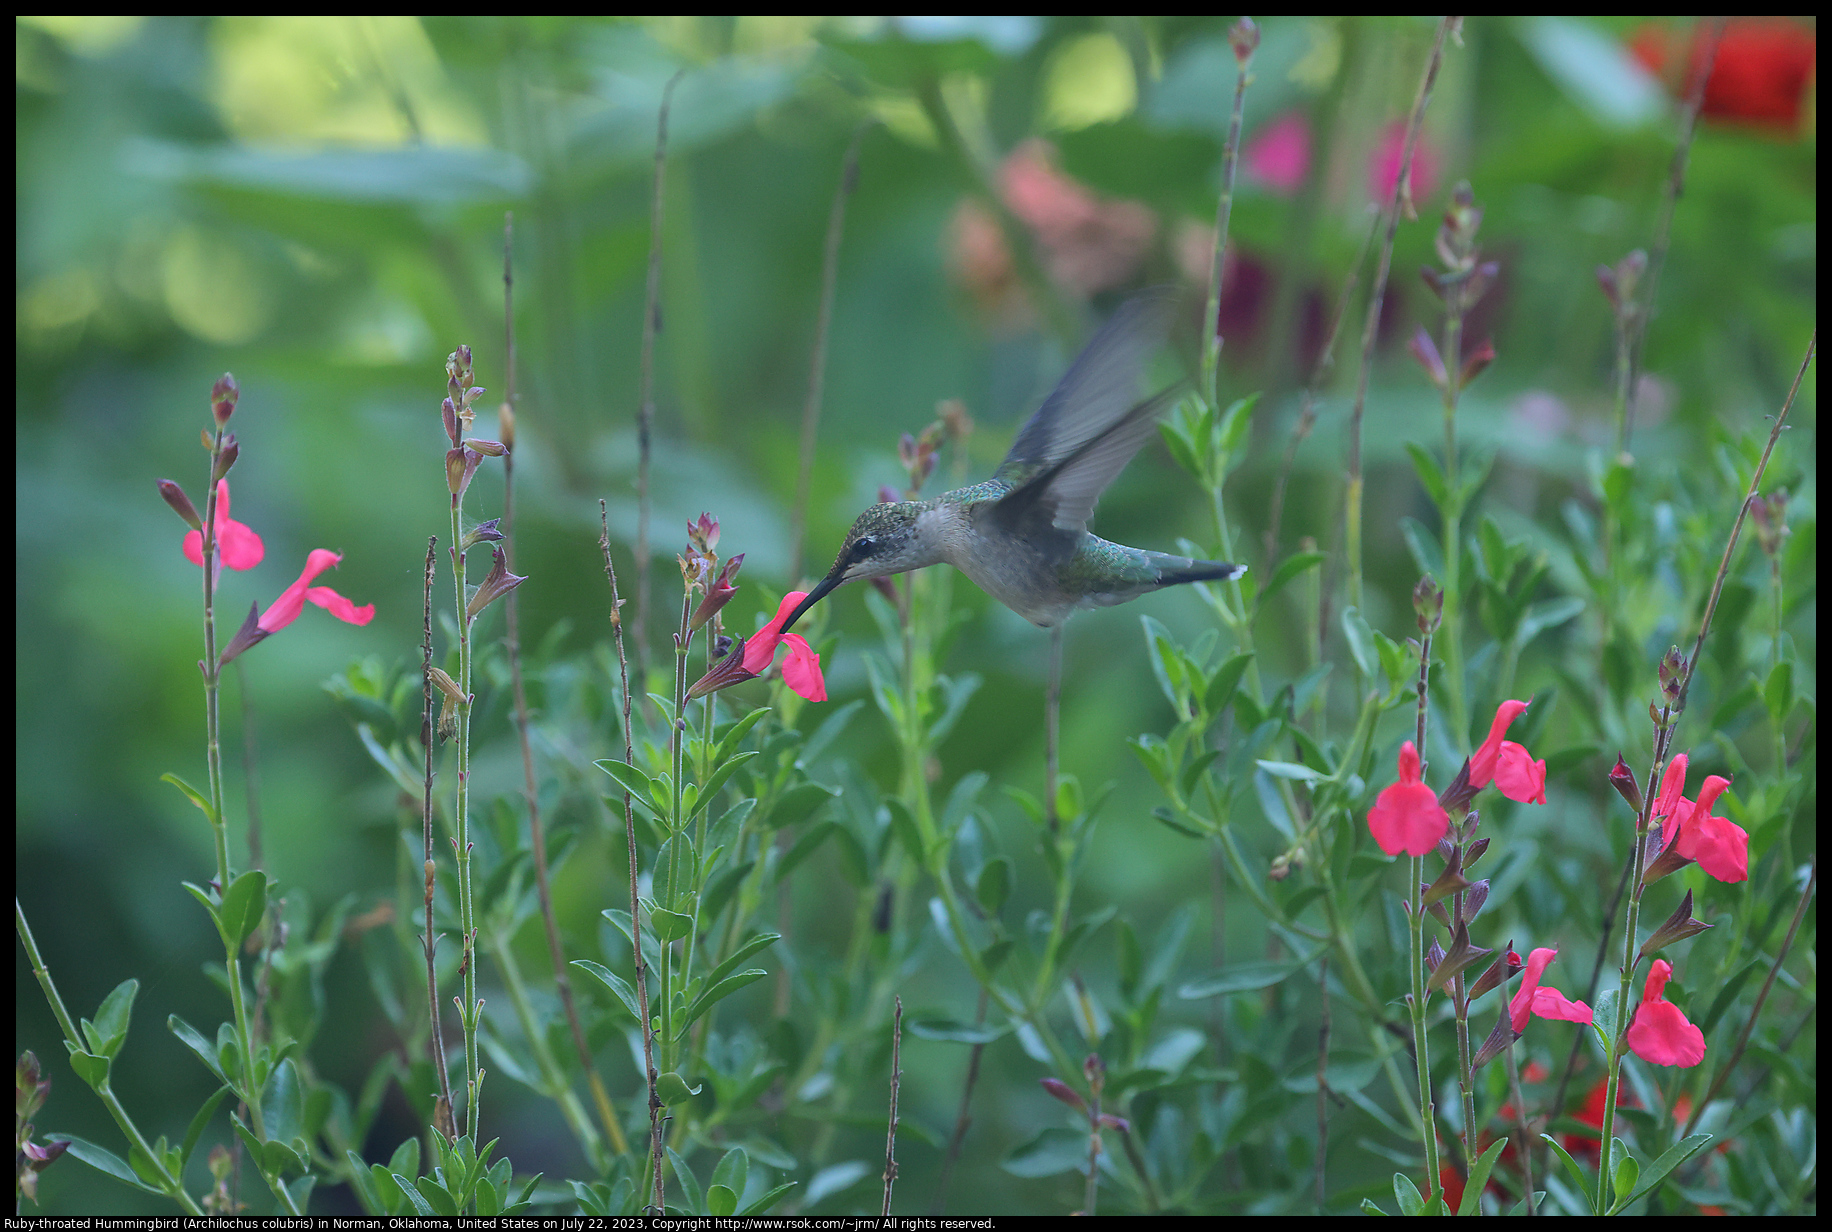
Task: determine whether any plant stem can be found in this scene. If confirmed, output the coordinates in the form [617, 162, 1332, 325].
[634, 71, 684, 683]
[1346, 17, 1454, 613]
[1045, 624, 1062, 833]
[1201, 28, 1253, 412]
[881, 997, 903, 1217]
[419, 538, 454, 1133]
[600, 504, 665, 1210]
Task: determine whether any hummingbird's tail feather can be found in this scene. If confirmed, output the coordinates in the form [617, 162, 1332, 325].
[1153, 556, 1248, 588]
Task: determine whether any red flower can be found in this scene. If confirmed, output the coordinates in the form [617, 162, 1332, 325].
[1368, 119, 1440, 205]
[1630, 19, 1817, 131]
[1244, 110, 1312, 196]
[1367, 741, 1449, 856]
[1469, 700, 1547, 804]
[258, 549, 374, 632]
[1508, 947, 1594, 1034]
[182, 480, 265, 571]
[1625, 959, 1706, 1067]
[742, 592, 827, 702]
[1657, 758, 1750, 883]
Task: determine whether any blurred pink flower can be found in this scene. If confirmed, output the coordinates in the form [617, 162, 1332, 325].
[1369, 120, 1440, 205]
[1244, 110, 1312, 196]
[182, 480, 265, 572]
[258, 549, 374, 633]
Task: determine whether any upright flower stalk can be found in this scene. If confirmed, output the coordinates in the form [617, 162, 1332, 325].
[438, 345, 521, 1144]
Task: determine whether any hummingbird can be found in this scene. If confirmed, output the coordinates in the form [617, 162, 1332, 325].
[780, 291, 1245, 634]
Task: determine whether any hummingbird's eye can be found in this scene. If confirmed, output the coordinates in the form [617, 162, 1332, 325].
[854, 535, 878, 556]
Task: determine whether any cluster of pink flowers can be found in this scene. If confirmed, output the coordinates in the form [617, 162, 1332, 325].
[1367, 699, 1546, 858]
[689, 591, 826, 703]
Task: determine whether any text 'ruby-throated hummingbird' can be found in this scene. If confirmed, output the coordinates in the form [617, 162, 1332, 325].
[780, 290, 1245, 635]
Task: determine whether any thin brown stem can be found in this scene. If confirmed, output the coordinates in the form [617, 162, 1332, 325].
[1623, 18, 1724, 453]
[789, 120, 872, 584]
[881, 996, 903, 1217]
[1345, 16, 1456, 611]
[635, 71, 684, 684]
[601, 503, 664, 1209]
[1201, 23, 1255, 410]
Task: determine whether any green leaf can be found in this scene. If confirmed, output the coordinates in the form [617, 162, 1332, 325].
[1002, 1127, 1092, 1178]
[706, 932, 780, 990]
[1406, 442, 1450, 508]
[975, 854, 1012, 916]
[1399, 517, 1445, 579]
[666, 1145, 705, 1214]
[220, 869, 269, 948]
[714, 707, 771, 764]
[1516, 596, 1585, 649]
[710, 1147, 748, 1207]
[1255, 551, 1326, 614]
[1204, 652, 1254, 715]
[53, 1135, 165, 1195]
[777, 821, 836, 881]
[160, 772, 216, 825]
[736, 1181, 797, 1216]
[1608, 1137, 1638, 1208]
[1457, 1138, 1509, 1216]
[594, 758, 654, 803]
[180, 1085, 232, 1169]
[1179, 953, 1317, 999]
[707, 1184, 738, 1217]
[572, 959, 646, 1023]
[1539, 1133, 1597, 1214]
[90, 979, 139, 1059]
[1141, 615, 1186, 711]
[764, 781, 839, 830]
[908, 1018, 1010, 1044]
[1619, 1132, 1714, 1209]
[679, 970, 768, 1036]
[656, 1071, 702, 1104]
[1341, 607, 1380, 681]
[1255, 759, 1323, 783]
[1393, 1170, 1425, 1216]
[649, 905, 695, 942]
[690, 751, 760, 821]
[393, 1174, 438, 1216]
[1763, 658, 1794, 722]
[1217, 393, 1256, 459]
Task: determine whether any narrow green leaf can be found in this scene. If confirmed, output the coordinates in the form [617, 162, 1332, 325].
[220, 869, 268, 949]
[52, 1135, 165, 1195]
[1341, 607, 1379, 681]
[180, 1085, 232, 1169]
[392, 1174, 437, 1216]
[1255, 551, 1326, 613]
[571, 959, 646, 1023]
[1539, 1133, 1597, 1214]
[689, 751, 761, 821]
[594, 758, 654, 802]
[160, 772, 215, 825]
[736, 1181, 797, 1216]
[1457, 1138, 1509, 1216]
[649, 906, 694, 941]
[1405, 442, 1449, 508]
[91, 979, 139, 1058]
[764, 781, 839, 831]
[1620, 1132, 1714, 1209]
[1204, 651, 1254, 715]
[1608, 1137, 1638, 1208]
[1393, 1170, 1425, 1216]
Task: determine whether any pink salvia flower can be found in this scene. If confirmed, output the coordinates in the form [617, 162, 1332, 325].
[1654, 754, 1691, 839]
[1625, 959, 1706, 1067]
[1367, 741, 1449, 856]
[1674, 776, 1749, 883]
[742, 592, 827, 703]
[182, 480, 265, 571]
[260, 549, 375, 632]
[1508, 947, 1593, 1033]
[1369, 119, 1440, 204]
[1468, 700, 1547, 804]
[1243, 110, 1312, 196]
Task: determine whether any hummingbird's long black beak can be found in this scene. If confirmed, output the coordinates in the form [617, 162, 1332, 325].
[780, 569, 842, 634]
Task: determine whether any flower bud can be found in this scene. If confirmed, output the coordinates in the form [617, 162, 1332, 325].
[465, 438, 506, 457]
[1409, 327, 1447, 390]
[1228, 16, 1260, 64]
[1041, 1077, 1086, 1111]
[211, 372, 239, 427]
[1082, 1053, 1105, 1095]
[462, 518, 505, 550]
[691, 553, 744, 632]
[498, 402, 516, 451]
[1658, 646, 1687, 705]
[1608, 755, 1643, 815]
[878, 484, 900, 505]
[465, 546, 527, 623]
[158, 479, 203, 530]
[1460, 339, 1497, 387]
[1413, 574, 1443, 635]
[447, 446, 482, 498]
[211, 433, 239, 483]
[687, 512, 720, 554]
[938, 397, 973, 443]
[1749, 490, 1789, 558]
[687, 637, 761, 700]
[442, 397, 461, 446]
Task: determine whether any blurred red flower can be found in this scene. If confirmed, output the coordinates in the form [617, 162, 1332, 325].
[1630, 19, 1817, 131]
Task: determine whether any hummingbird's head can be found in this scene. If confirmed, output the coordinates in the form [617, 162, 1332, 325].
[780, 501, 935, 632]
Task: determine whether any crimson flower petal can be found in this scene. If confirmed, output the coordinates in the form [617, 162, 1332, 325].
[1530, 986, 1594, 1024]
[1367, 742, 1449, 856]
[1625, 959, 1705, 1067]
[779, 634, 826, 702]
[1469, 699, 1529, 788]
[259, 549, 345, 632]
[1492, 741, 1547, 804]
[744, 591, 806, 674]
[304, 586, 375, 626]
[1655, 753, 1690, 843]
[1675, 777, 1747, 882]
[182, 480, 266, 571]
[1509, 947, 1557, 1033]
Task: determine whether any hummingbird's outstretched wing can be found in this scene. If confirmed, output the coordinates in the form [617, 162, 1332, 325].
[989, 289, 1185, 545]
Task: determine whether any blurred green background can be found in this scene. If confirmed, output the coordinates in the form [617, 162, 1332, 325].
[16, 15, 1814, 1214]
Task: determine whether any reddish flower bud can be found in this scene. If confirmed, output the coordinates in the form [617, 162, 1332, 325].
[687, 512, 720, 554]
[211, 433, 239, 483]
[498, 402, 516, 451]
[211, 372, 239, 427]
[1041, 1077, 1086, 1111]
[687, 638, 761, 700]
[447, 446, 482, 498]
[1608, 755, 1643, 815]
[1083, 1053, 1105, 1095]
[1460, 339, 1497, 387]
[1749, 489, 1789, 558]
[1099, 1113, 1130, 1131]
[691, 553, 744, 632]
[878, 484, 900, 505]
[442, 397, 461, 446]
[938, 398, 974, 442]
[1228, 16, 1260, 64]
[465, 438, 506, 457]
[158, 479, 203, 531]
[462, 518, 505, 550]
[1658, 646, 1687, 705]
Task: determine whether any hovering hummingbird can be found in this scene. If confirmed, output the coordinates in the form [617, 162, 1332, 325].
[780, 291, 1245, 634]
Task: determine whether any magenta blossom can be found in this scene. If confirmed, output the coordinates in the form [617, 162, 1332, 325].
[220, 549, 374, 666]
[1369, 119, 1440, 205]
[744, 592, 827, 702]
[1507, 947, 1593, 1033]
[1367, 741, 1449, 856]
[1625, 959, 1706, 1067]
[182, 480, 265, 571]
[1469, 700, 1547, 804]
[1243, 110, 1311, 196]
[1657, 760, 1749, 883]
